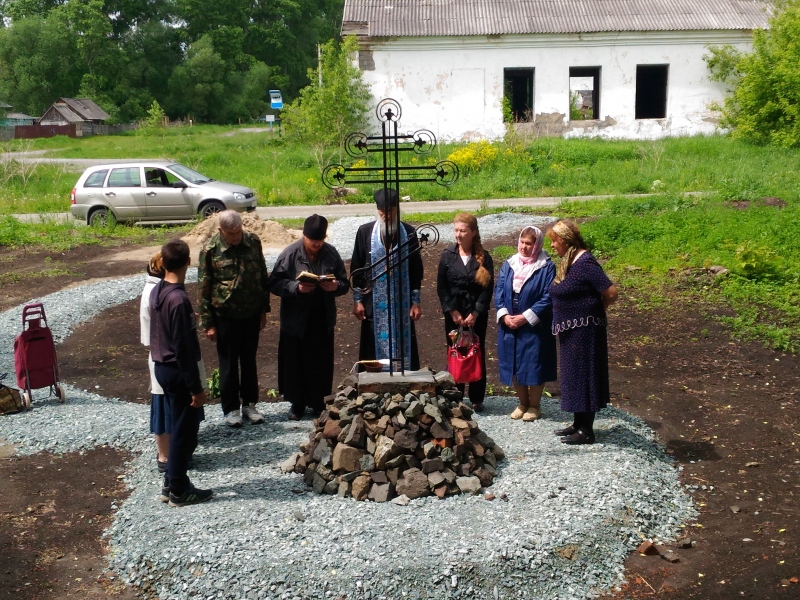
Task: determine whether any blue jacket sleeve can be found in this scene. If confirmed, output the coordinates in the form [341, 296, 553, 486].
[494, 261, 510, 314]
[527, 262, 555, 319]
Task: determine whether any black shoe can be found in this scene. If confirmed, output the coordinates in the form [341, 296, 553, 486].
[287, 412, 301, 421]
[471, 402, 484, 413]
[159, 476, 170, 503]
[157, 459, 167, 474]
[168, 485, 214, 507]
[554, 425, 578, 437]
[560, 429, 595, 445]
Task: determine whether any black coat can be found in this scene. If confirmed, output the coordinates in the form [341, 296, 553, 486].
[437, 243, 494, 318]
[267, 240, 349, 338]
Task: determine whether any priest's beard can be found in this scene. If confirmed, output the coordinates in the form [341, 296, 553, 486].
[381, 219, 398, 239]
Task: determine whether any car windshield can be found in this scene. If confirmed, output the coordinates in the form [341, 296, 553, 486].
[167, 163, 212, 184]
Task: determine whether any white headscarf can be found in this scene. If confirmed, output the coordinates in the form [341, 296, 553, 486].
[507, 225, 550, 293]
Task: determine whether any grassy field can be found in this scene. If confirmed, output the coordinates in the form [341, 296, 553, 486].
[2, 129, 800, 351]
[4, 129, 800, 213]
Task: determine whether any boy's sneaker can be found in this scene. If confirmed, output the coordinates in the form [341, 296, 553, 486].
[242, 404, 265, 424]
[225, 409, 243, 428]
[156, 458, 167, 474]
[168, 485, 214, 507]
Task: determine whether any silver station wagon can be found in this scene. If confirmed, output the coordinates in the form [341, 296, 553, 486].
[70, 161, 258, 225]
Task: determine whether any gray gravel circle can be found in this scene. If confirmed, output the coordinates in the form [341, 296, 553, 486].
[0, 213, 695, 599]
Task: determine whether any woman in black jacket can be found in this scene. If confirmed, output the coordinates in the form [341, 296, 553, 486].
[437, 212, 494, 411]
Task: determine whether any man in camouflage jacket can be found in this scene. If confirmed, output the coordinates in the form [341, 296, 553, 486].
[198, 210, 270, 427]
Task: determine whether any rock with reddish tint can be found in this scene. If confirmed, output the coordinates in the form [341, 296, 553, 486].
[344, 415, 366, 448]
[427, 471, 445, 488]
[473, 467, 493, 488]
[637, 541, 660, 556]
[351, 475, 372, 501]
[371, 470, 388, 484]
[450, 417, 470, 430]
[393, 428, 418, 452]
[322, 419, 342, 439]
[484, 493, 496, 501]
[368, 482, 393, 503]
[331, 444, 365, 472]
[430, 420, 453, 439]
[315, 464, 334, 482]
[421, 457, 444, 474]
[387, 468, 400, 485]
[395, 468, 430, 499]
[433, 484, 447, 499]
[661, 553, 680, 563]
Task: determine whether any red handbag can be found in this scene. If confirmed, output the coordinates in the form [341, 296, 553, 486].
[447, 327, 483, 384]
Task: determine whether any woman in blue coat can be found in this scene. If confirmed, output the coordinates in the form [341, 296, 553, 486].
[495, 225, 558, 421]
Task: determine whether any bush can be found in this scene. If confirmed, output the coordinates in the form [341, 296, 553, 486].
[446, 141, 500, 175]
[706, 2, 800, 147]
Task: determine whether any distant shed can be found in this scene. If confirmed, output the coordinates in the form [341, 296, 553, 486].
[38, 98, 110, 126]
[3, 112, 36, 126]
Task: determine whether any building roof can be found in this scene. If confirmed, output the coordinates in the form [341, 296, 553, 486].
[45, 104, 86, 123]
[58, 98, 110, 121]
[7, 112, 35, 120]
[342, 0, 773, 37]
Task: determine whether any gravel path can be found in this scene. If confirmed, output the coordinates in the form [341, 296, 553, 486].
[0, 213, 695, 600]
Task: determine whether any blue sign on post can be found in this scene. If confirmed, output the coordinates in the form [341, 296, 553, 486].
[269, 90, 283, 110]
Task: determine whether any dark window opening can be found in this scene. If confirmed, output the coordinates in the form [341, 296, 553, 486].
[569, 66, 601, 120]
[636, 65, 669, 119]
[503, 68, 534, 123]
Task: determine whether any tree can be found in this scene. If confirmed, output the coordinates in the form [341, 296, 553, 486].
[281, 36, 371, 168]
[706, 1, 800, 147]
[0, 13, 82, 115]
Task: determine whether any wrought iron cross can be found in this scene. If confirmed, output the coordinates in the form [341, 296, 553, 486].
[322, 98, 459, 375]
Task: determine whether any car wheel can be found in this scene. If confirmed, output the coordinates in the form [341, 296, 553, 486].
[88, 207, 111, 227]
[199, 201, 226, 220]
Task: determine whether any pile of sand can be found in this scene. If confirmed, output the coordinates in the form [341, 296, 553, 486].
[182, 213, 301, 258]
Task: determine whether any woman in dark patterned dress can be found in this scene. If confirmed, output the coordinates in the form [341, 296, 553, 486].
[547, 221, 618, 445]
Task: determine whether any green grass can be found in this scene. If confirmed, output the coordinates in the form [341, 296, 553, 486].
[6, 131, 800, 214]
[565, 193, 800, 352]
[0, 215, 192, 251]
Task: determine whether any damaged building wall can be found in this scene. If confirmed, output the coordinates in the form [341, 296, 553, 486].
[356, 30, 754, 141]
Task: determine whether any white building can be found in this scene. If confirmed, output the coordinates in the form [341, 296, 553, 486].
[342, 0, 772, 140]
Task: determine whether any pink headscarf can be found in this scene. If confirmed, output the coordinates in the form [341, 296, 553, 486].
[507, 226, 549, 293]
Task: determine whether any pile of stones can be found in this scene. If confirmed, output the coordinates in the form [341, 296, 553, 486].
[282, 372, 505, 502]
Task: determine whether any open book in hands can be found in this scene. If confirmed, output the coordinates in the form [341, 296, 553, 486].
[296, 271, 336, 285]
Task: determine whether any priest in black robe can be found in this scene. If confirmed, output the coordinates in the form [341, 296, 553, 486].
[351, 188, 424, 371]
[268, 215, 349, 419]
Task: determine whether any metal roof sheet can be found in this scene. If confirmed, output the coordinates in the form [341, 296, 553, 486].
[60, 98, 110, 121]
[342, 0, 773, 36]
